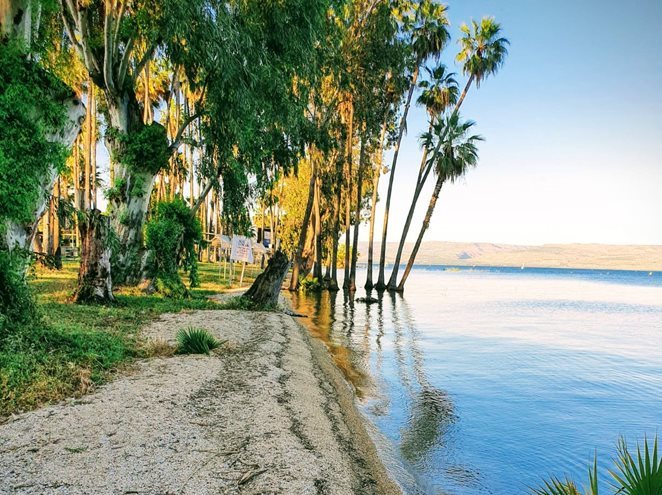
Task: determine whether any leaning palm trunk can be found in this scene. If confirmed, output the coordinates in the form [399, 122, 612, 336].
[387, 123, 434, 289]
[376, 65, 420, 290]
[397, 175, 444, 292]
[388, 76, 475, 290]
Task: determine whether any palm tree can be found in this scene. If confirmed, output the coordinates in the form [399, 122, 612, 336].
[375, 0, 449, 290]
[455, 17, 510, 109]
[386, 63, 457, 289]
[385, 17, 508, 290]
[396, 114, 482, 292]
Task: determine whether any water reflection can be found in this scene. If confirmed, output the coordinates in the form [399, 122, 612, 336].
[395, 294, 456, 465]
[288, 287, 456, 487]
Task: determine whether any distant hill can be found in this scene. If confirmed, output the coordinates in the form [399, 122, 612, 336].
[357, 241, 662, 271]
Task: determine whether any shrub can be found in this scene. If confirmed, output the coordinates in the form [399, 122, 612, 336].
[176, 327, 221, 355]
[145, 199, 203, 297]
[532, 435, 661, 495]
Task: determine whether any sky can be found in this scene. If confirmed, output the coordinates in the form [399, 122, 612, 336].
[371, 0, 662, 246]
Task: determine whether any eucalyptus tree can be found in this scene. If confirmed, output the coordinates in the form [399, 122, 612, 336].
[1, 0, 84, 326]
[375, 0, 449, 290]
[57, 0, 329, 285]
[396, 115, 482, 291]
[386, 63, 457, 288]
[346, 0, 404, 291]
[56, 0, 200, 282]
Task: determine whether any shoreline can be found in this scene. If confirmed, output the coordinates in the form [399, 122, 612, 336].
[0, 304, 401, 494]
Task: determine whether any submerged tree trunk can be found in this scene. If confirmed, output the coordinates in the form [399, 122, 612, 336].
[343, 102, 354, 290]
[376, 65, 420, 290]
[365, 121, 387, 290]
[397, 176, 444, 292]
[244, 250, 290, 308]
[329, 170, 342, 291]
[73, 210, 115, 304]
[313, 175, 323, 284]
[349, 137, 367, 291]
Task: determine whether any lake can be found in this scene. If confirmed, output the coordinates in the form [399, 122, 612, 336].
[287, 266, 662, 494]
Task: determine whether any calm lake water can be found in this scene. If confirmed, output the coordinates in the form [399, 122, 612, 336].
[288, 266, 662, 495]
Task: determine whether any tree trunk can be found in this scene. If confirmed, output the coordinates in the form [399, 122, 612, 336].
[387, 124, 433, 290]
[73, 209, 115, 304]
[397, 176, 444, 292]
[105, 91, 154, 285]
[329, 168, 341, 291]
[343, 101, 354, 290]
[365, 121, 387, 290]
[376, 65, 420, 290]
[84, 82, 93, 210]
[243, 250, 290, 308]
[313, 174, 323, 283]
[288, 164, 316, 291]
[349, 136, 367, 291]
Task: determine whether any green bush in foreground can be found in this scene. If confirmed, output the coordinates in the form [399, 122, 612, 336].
[176, 327, 221, 355]
[532, 436, 661, 495]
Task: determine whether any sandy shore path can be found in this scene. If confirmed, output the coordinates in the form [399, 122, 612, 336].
[0, 309, 400, 495]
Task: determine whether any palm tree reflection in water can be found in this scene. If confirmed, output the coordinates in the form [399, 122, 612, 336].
[287, 288, 456, 468]
[388, 291, 456, 465]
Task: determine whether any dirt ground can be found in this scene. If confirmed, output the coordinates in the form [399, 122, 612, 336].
[0, 308, 401, 495]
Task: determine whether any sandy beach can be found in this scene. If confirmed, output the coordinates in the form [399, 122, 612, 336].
[0, 308, 400, 494]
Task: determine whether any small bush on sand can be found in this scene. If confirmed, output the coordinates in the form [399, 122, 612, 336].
[176, 327, 220, 355]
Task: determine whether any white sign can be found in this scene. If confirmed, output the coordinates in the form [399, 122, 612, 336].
[230, 236, 254, 263]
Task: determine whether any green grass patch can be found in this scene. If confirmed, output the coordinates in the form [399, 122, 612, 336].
[1, 259, 257, 416]
[176, 327, 221, 355]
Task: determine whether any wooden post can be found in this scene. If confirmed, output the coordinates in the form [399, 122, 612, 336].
[239, 262, 246, 286]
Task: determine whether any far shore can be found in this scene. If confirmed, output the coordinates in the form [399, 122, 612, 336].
[357, 241, 662, 272]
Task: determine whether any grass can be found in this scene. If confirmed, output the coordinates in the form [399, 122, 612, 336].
[176, 327, 221, 354]
[1, 259, 257, 417]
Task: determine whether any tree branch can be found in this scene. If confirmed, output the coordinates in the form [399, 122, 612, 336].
[133, 41, 156, 82]
[59, 2, 85, 61]
[168, 112, 202, 156]
[103, 3, 116, 94]
[116, 36, 135, 90]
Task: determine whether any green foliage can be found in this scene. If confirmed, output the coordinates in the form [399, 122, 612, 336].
[611, 436, 662, 495]
[532, 436, 661, 495]
[0, 40, 69, 227]
[300, 277, 323, 292]
[145, 199, 203, 296]
[0, 251, 38, 335]
[176, 327, 221, 355]
[107, 123, 170, 178]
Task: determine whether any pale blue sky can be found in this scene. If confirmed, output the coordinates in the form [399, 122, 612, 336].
[374, 0, 662, 246]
